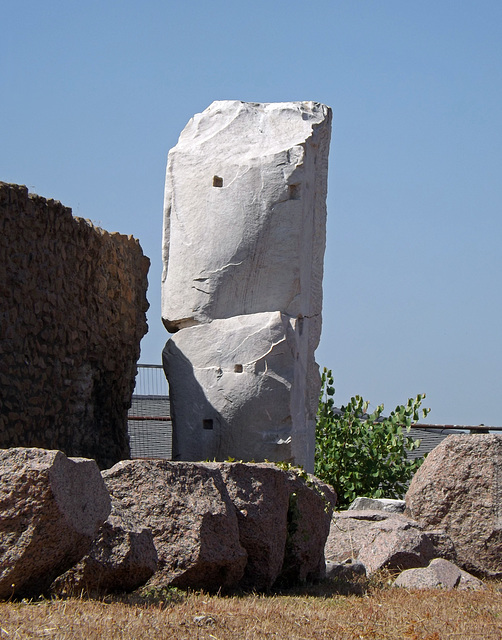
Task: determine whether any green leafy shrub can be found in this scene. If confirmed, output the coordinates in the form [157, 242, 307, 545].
[315, 368, 430, 509]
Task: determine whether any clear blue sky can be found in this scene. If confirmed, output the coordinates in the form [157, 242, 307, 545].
[2, 1, 502, 426]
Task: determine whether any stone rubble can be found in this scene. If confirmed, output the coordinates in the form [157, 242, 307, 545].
[0, 445, 498, 597]
[1, 449, 337, 597]
[348, 497, 405, 513]
[100, 460, 335, 592]
[101, 460, 248, 592]
[325, 509, 456, 576]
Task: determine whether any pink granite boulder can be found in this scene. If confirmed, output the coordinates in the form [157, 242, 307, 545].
[102, 460, 248, 591]
[0, 448, 111, 599]
[101, 461, 336, 592]
[205, 463, 335, 590]
[406, 434, 502, 577]
[217, 462, 291, 590]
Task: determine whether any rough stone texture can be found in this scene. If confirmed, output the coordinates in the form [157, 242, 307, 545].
[102, 460, 248, 591]
[405, 434, 502, 577]
[101, 460, 335, 592]
[217, 463, 336, 589]
[456, 568, 488, 591]
[162, 101, 331, 472]
[221, 463, 335, 589]
[424, 530, 457, 563]
[0, 183, 150, 469]
[51, 507, 158, 596]
[217, 462, 291, 590]
[356, 519, 446, 576]
[349, 497, 405, 513]
[277, 473, 337, 585]
[325, 510, 401, 564]
[325, 510, 456, 576]
[394, 558, 486, 591]
[0, 448, 111, 599]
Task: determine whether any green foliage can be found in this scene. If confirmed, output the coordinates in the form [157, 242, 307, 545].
[315, 368, 430, 509]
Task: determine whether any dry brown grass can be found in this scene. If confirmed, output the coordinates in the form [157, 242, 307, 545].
[0, 581, 501, 640]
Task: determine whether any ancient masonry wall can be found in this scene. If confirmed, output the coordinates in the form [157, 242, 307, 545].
[0, 182, 150, 468]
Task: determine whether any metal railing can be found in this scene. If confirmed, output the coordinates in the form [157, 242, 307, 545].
[402, 423, 502, 434]
[131, 364, 169, 396]
[127, 364, 172, 460]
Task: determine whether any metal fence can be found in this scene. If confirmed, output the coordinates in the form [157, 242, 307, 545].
[127, 364, 172, 459]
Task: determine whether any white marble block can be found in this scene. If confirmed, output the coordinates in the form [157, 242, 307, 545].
[163, 312, 321, 469]
[162, 101, 331, 471]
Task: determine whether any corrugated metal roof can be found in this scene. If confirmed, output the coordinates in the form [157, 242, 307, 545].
[127, 395, 172, 459]
[407, 426, 464, 460]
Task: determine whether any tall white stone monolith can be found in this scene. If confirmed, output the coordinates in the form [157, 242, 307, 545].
[162, 100, 331, 472]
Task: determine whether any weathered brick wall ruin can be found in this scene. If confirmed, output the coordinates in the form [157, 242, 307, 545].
[0, 182, 150, 468]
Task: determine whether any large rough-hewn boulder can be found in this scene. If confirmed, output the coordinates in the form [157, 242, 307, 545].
[406, 434, 502, 577]
[51, 507, 158, 597]
[102, 460, 248, 591]
[162, 100, 332, 472]
[325, 510, 455, 576]
[0, 448, 111, 598]
[100, 461, 335, 592]
[394, 558, 486, 591]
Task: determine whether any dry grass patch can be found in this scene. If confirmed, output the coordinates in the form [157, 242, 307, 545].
[0, 582, 501, 639]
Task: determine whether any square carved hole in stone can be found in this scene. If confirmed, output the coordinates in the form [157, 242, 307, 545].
[234, 364, 243, 373]
[288, 184, 300, 200]
[213, 176, 223, 187]
[203, 418, 214, 430]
